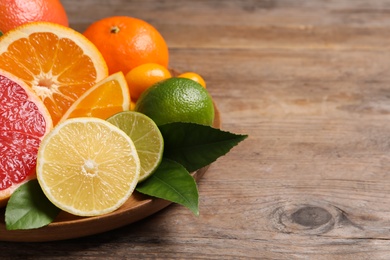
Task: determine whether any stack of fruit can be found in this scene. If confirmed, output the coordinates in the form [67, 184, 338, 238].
[0, 0, 246, 230]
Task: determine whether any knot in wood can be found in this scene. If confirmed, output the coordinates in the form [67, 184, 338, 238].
[291, 206, 332, 228]
[270, 203, 338, 235]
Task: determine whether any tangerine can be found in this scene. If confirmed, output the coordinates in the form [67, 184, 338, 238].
[125, 63, 171, 100]
[178, 72, 206, 88]
[83, 16, 169, 75]
[0, 0, 69, 33]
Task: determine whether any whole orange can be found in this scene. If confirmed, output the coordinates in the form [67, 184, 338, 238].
[83, 16, 169, 75]
[0, 0, 68, 33]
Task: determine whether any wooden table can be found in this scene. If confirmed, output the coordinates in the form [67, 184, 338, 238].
[3, 0, 390, 258]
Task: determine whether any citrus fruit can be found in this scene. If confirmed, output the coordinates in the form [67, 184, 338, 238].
[0, 0, 69, 34]
[36, 117, 140, 217]
[107, 111, 164, 182]
[0, 69, 53, 207]
[130, 100, 136, 111]
[83, 16, 169, 75]
[59, 72, 130, 123]
[0, 22, 109, 125]
[178, 72, 206, 88]
[135, 77, 214, 126]
[125, 63, 171, 100]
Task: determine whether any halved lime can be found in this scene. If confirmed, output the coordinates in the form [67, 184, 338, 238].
[107, 111, 164, 182]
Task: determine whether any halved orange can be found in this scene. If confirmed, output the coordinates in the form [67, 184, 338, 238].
[0, 22, 108, 125]
[59, 72, 130, 123]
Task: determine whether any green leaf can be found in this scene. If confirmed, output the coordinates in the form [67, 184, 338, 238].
[0, 31, 3, 37]
[159, 122, 248, 172]
[136, 159, 199, 215]
[5, 180, 60, 230]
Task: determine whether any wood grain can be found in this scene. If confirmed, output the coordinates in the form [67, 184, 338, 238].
[2, 0, 390, 258]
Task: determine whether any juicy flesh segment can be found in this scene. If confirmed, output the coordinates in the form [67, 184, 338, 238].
[0, 75, 47, 190]
[68, 79, 126, 119]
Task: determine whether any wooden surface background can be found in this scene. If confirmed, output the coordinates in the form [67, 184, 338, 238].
[3, 0, 390, 259]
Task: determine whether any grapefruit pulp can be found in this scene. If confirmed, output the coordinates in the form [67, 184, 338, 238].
[0, 70, 53, 207]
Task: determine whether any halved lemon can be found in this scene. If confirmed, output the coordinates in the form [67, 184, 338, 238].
[36, 117, 140, 216]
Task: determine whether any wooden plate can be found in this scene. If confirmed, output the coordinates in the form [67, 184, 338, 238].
[0, 105, 220, 242]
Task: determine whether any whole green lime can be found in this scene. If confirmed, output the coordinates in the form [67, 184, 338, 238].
[135, 77, 214, 126]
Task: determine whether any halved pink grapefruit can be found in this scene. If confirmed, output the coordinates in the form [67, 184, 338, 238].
[0, 69, 53, 207]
